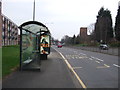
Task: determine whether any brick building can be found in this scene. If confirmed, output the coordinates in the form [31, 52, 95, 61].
[0, 1, 19, 46]
[0, 1, 2, 47]
[80, 27, 89, 43]
[80, 27, 87, 37]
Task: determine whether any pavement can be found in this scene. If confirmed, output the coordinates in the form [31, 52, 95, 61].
[2, 48, 79, 88]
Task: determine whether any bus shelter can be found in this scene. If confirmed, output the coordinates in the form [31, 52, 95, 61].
[19, 21, 50, 70]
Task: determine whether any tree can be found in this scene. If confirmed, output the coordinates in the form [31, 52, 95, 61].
[87, 23, 96, 42]
[75, 35, 80, 44]
[95, 7, 113, 43]
[54, 39, 59, 45]
[71, 35, 76, 44]
[51, 37, 55, 44]
[115, 5, 120, 41]
[88, 23, 95, 35]
[61, 35, 72, 45]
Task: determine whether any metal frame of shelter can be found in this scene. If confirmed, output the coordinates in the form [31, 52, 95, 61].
[19, 21, 51, 71]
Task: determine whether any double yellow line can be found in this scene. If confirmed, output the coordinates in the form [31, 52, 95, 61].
[54, 48, 87, 89]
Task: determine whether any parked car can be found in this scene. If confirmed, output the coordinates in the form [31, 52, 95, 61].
[57, 43, 62, 48]
[99, 44, 109, 50]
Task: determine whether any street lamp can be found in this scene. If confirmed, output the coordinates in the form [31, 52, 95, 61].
[33, 0, 35, 21]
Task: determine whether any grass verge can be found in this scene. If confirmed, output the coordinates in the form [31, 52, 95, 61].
[2, 45, 20, 78]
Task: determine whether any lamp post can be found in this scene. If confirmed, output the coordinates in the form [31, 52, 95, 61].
[33, 0, 35, 21]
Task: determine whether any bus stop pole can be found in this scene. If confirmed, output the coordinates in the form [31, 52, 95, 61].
[20, 27, 22, 71]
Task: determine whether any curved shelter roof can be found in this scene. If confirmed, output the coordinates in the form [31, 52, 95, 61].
[19, 21, 50, 34]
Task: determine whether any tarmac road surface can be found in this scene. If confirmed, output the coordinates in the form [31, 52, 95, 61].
[53, 45, 119, 88]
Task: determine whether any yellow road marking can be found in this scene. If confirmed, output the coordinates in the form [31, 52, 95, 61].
[58, 52, 87, 89]
[53, 47, 87, 88]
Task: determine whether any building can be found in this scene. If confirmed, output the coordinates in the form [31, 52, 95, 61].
[1, 15, 18, 46]
[80, 27, 89, 43]
[0, 1, 2, 47]
[0, 1, 19, 46]
[80, 27, 87, 38]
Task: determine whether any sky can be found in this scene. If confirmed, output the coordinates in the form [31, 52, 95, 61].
[2, 0, 120, 40]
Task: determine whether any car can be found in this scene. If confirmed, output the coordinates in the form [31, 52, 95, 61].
[57, 43, 62, 48]
[99, 44, 108, 50]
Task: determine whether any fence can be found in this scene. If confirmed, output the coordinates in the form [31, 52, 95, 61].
[77, 46, 118, 56]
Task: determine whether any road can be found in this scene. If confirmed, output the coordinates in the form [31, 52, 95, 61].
[53, 45, 119, 88]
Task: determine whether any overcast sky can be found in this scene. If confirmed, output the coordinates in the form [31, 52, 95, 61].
[2, 0, 120, 40]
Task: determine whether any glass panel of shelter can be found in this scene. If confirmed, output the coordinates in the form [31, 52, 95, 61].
[20, 24, 41, 70]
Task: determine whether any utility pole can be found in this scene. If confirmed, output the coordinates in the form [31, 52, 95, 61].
[33, 0, 35, 21]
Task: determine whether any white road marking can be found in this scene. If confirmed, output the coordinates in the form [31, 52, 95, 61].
[113, 64, 120, 68]
[97, 64, 110, 68]
[65, 55, 71, 59]
[73, 67, 82, 69]
[72, 56, 75, 59]
[91, 56, 104, 62]
[59, 52, 87, 88]
[53, 48, 87, 88]
[75, 56, 78, 59]
[97, 66, 107, 68]
[104, 64, 110, 68]
[79, 56, 85, 59]
[65, 54, 88, 59]
[79, 53, 86, 56]
[74, 51, 78, 54]
[89, 58, 93, 60]
[79, 56, 88, 59]
[95, 61, 100, 63]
